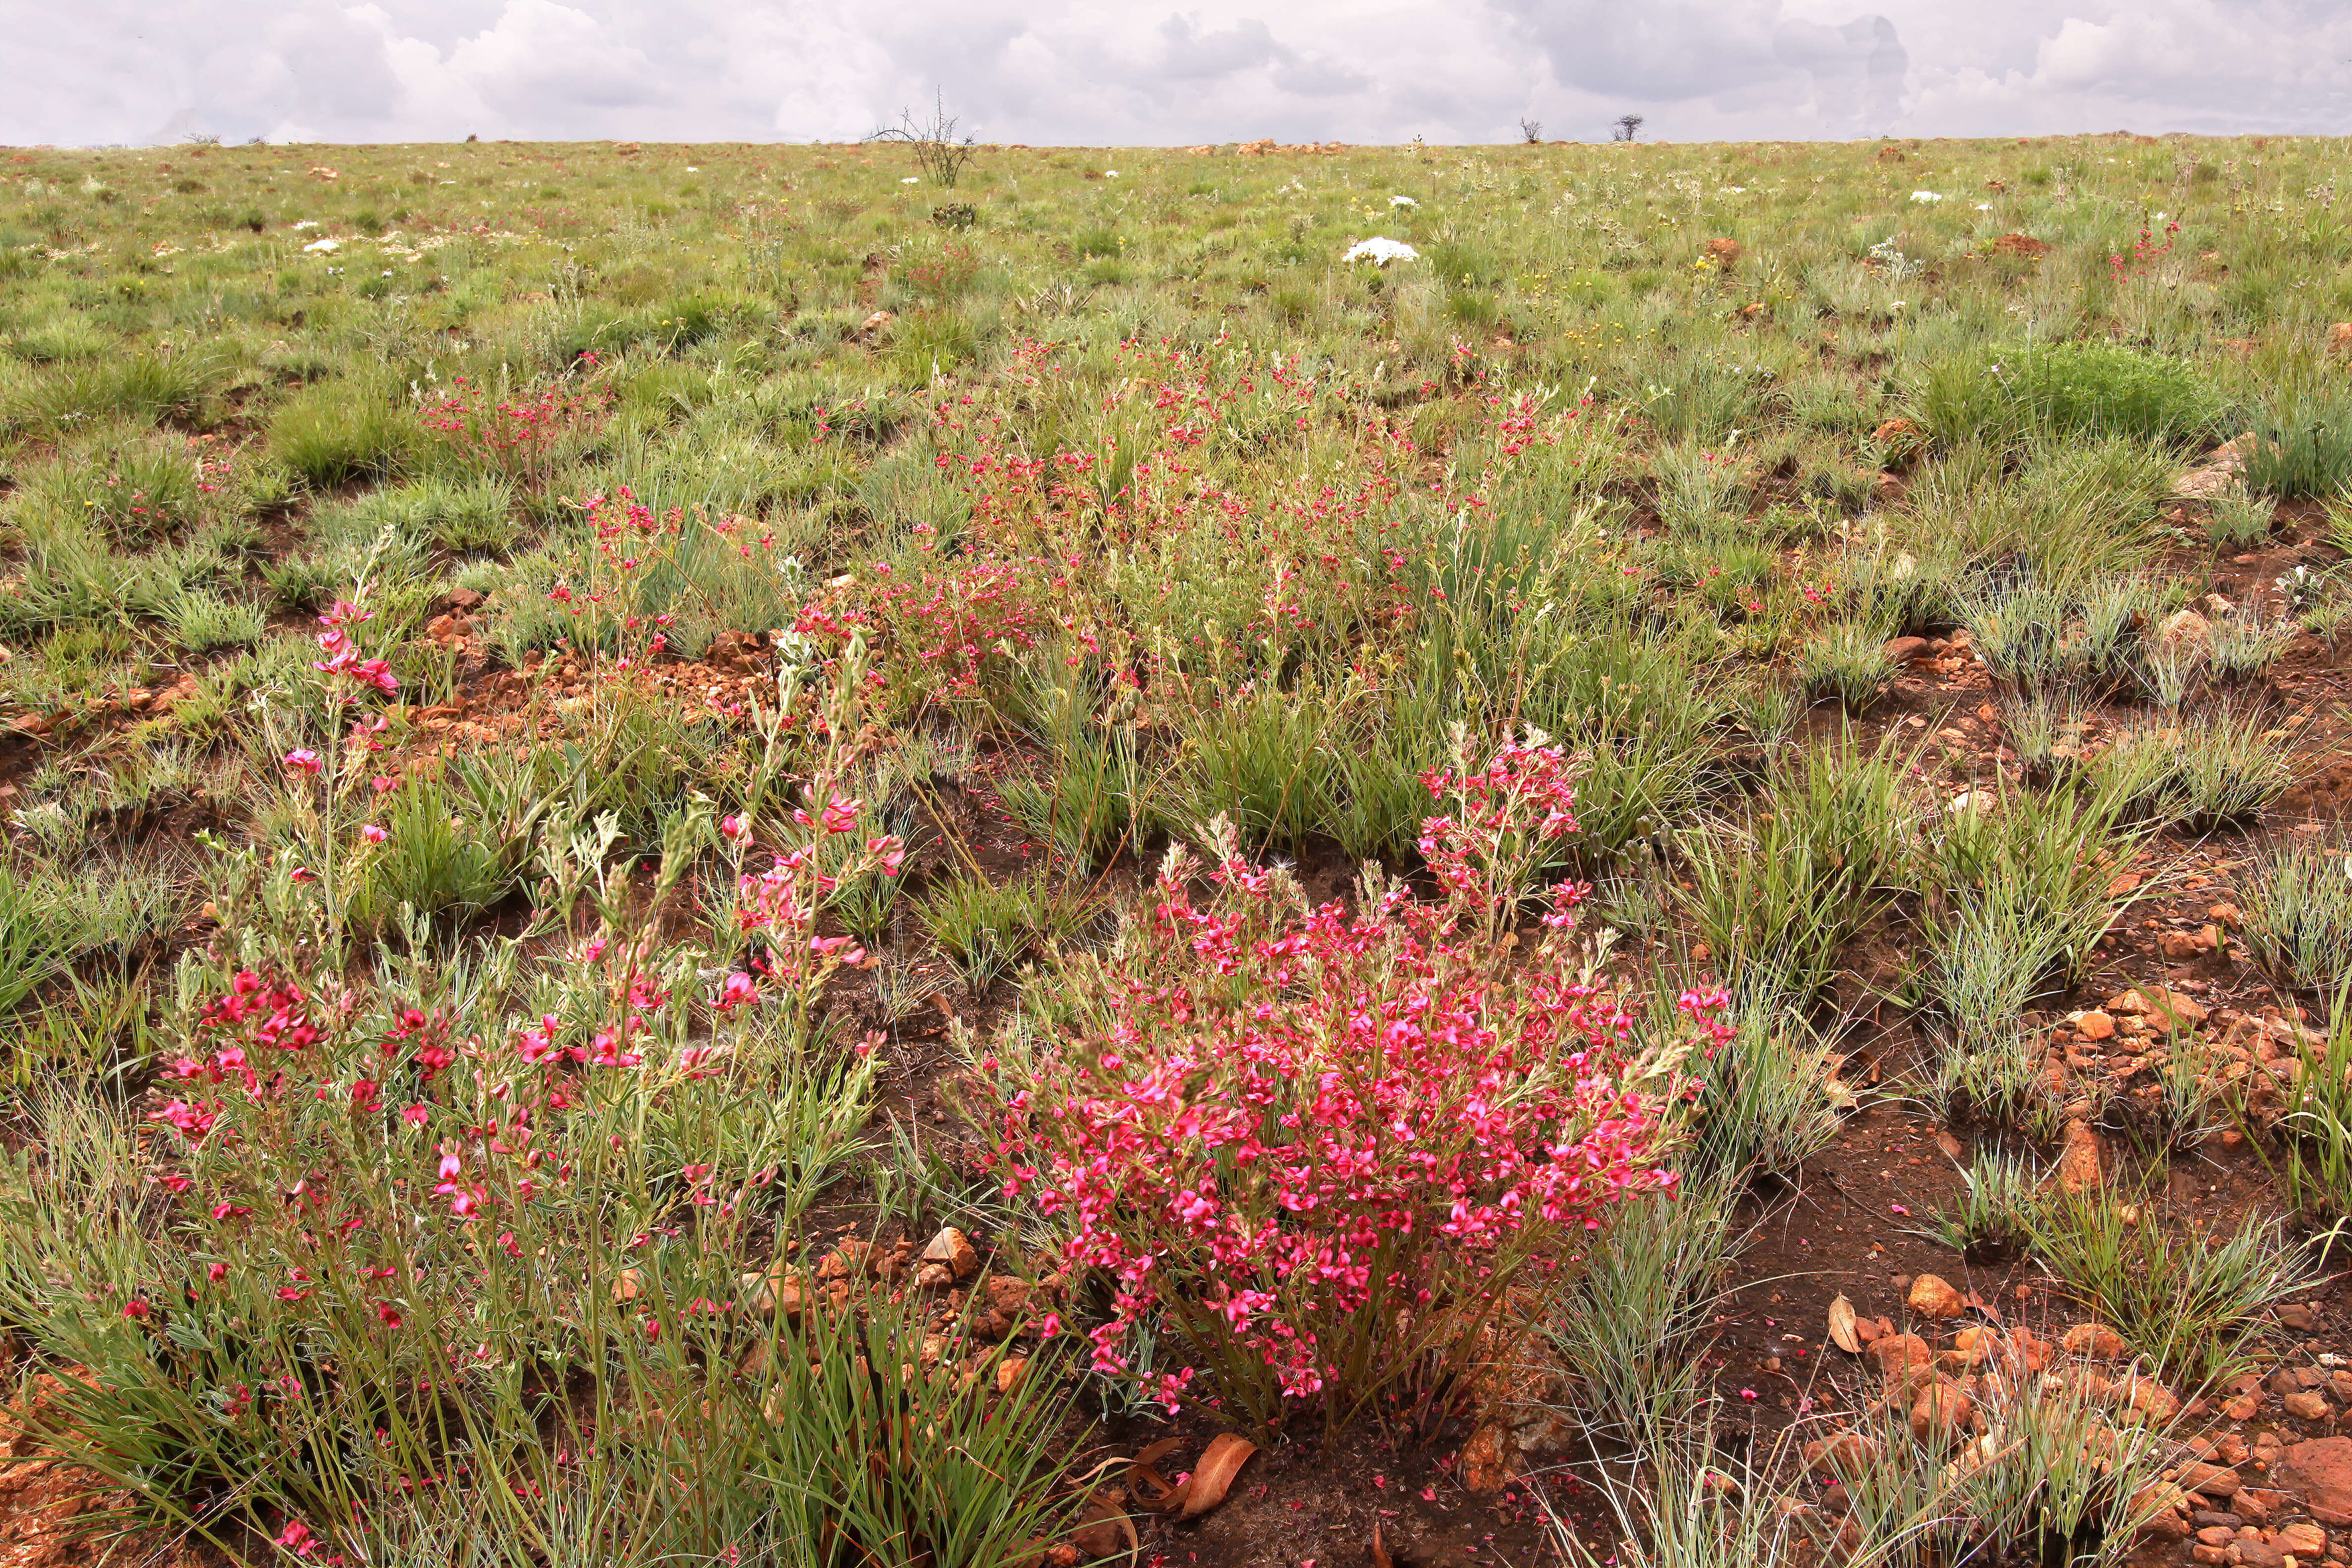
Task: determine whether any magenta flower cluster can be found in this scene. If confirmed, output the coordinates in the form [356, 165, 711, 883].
[982, 741, 1715, 1431]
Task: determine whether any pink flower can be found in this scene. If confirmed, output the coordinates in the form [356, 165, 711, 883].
[720, 814, 751, 842]
[587, 1030, 642, 1069]
[716, 972, 759, 1011]
[122, 1298, 150, 1320]
[360, 824, 388, 844]
[283, 749, 322, 775]
[677, 1043, 728, 1076]
[152, 1099, 218, 1144]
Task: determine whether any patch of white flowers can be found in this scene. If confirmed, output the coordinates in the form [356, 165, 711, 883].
[1343, 237, 1418, 265]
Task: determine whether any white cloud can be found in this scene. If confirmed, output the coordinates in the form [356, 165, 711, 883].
[2, 0, 2351, 148]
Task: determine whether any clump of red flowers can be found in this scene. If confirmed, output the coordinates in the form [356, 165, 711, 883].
[980, 738, 1712, 1436]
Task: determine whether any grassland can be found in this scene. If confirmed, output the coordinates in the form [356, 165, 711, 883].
[0, 129, 2350, 1568]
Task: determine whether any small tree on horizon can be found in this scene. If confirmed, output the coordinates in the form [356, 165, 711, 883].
[1613, 113, 1645, 143]
[867, 89, 978, 189]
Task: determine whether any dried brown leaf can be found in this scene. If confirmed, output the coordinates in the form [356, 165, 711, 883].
[1827, 1293, 1862, 1355]
[1128, 1437, 1187, 1512]
[1127, 1433, 1257, 1520]
[1179, 1433, 1257, 1518]
[1071, 1494, 1138, 1560]
[1370, 1520, 1395, 1568]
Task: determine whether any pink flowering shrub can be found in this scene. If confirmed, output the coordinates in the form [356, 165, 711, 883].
[0, 626, 913, 1553]
[979, 743, 1717, 1436]
[9, 805, 894, 1553]
[1417, 735, 1588, 937]
[524, 487, 811, 676]
[417, 365, 609, 490]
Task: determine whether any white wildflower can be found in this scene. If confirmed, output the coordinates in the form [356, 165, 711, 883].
[1343, 237, 1418, 265]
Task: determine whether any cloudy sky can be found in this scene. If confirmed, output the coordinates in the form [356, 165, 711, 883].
[5, 0, 2351, 148]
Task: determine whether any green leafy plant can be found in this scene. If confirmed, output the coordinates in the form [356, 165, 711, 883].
[1928, 785, 2150, 994]
[1920, 343, 2219, 450]
[2090, 710, 2293, 832]
[268, 378, 413, 487]
[2024, 1186, 2318, 1390]
[2262, 1001, 2352, 1250]
[2241, 385, 2352, 499]
[1678, 1004, 1849, 1181]
[1683, 739, 1914, 1008]
[1546, 1190, 1742, 1449]
[1925, 1147, 2040, 1263]
[1165, 684, 1341, 852]
[346, 764, 537, 931]
[2208, 608, 2296, 685]
[0, 859, 82, 1017]
[2204, 483, 2277, 548]
[917, 868, 1096, 993]
[1928, 1024, 2063, 1139]
[1824, 1347, 2178, 1568]
[1793, 618, 1896, 710]
[165, 588, 267, 654]
[2243, 831, 2352, 991]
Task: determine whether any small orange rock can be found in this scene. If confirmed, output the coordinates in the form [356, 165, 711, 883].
[2057, 1120, 2107, 1194]
[1458, 1424, 1512, 1493]
[2061, 1322, 2129, 1359]
[1907, 1274, 1966, 1320]
[922, 1227, 980, 1281]
[1911, 1383, 1973, 1444]
[1871, 1334, 1936, 1380]
[1803, 1432, 1880, 1476]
